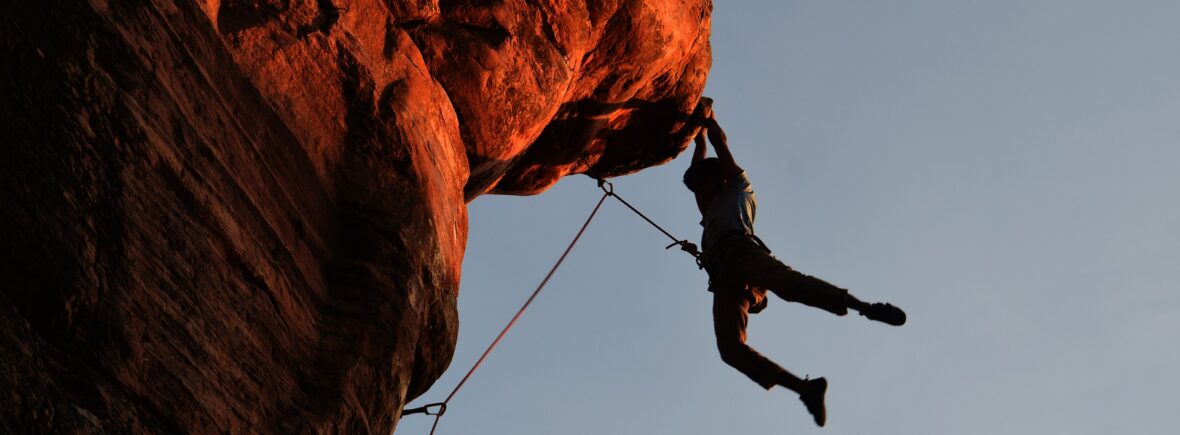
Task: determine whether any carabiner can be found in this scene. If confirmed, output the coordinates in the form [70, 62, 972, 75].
[596, 178, 614, 194]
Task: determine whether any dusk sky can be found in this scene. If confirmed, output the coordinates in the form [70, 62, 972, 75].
[398, 2, 1180, 434]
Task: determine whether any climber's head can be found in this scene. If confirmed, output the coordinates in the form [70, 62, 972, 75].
[684, 157, 723, 197]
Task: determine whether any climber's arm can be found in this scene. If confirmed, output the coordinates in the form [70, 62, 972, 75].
[691, 97, 713, 163]
[704, 117, 742, 179]
[693, 190, 709, 215]
[692, 129, 708, 163]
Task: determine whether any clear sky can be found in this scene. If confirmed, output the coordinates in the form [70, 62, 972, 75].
[398, 2, 1180, 434]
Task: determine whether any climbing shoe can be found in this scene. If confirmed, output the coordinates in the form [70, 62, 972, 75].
[798, 377, 827, 427]
[861, 302, 906, 326]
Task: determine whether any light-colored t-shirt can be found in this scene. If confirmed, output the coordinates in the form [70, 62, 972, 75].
[700, 171, 757, 252]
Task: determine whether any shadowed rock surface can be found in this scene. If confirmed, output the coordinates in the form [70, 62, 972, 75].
[0, 0, 709, 432]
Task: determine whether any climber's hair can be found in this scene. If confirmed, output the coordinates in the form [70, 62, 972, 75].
[683, 157, 722, 192]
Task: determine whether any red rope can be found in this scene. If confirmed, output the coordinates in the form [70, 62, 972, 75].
[416, 190, 611, 435]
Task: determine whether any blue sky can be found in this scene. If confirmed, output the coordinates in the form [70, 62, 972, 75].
[398, 2, 1180, 434]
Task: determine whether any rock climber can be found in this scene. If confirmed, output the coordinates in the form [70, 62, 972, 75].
[680, 97, 906, 427]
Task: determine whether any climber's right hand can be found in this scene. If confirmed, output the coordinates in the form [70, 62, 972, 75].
[692, 97, 714, 125]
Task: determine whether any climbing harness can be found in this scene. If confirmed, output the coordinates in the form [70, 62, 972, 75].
[402, 178, 697, 434]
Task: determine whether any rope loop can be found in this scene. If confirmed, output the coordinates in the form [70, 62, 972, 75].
[665, 240, 700, 257]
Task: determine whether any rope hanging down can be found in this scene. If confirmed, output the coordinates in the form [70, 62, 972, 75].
[402, 179, 698, 434]
[403, 188, 611, 435]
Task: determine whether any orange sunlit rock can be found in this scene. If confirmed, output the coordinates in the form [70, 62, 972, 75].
[0, 0, 709, 433]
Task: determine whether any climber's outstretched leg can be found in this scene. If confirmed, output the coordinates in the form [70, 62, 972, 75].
[729, 247, 906, 326]
[712, 286, 829, 426]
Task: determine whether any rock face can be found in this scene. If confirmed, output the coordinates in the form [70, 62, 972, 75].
[0, 0, 709, 433]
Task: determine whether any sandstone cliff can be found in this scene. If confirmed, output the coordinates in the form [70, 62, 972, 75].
[0, 0, 710, 432]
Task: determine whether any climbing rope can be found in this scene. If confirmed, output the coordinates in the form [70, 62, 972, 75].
[403, 187, 610, 435]
[595, 178, 701, 260]
[402, 178, 697, 434]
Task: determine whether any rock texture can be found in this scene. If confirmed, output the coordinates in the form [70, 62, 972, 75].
[0, 0, 710, 433]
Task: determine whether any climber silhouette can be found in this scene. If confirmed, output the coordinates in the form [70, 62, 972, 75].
[681, 97, 906, 427]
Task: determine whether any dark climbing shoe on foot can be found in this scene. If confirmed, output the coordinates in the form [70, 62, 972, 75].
[861, 302, 906, 326]
[798, 377, 827, 427]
